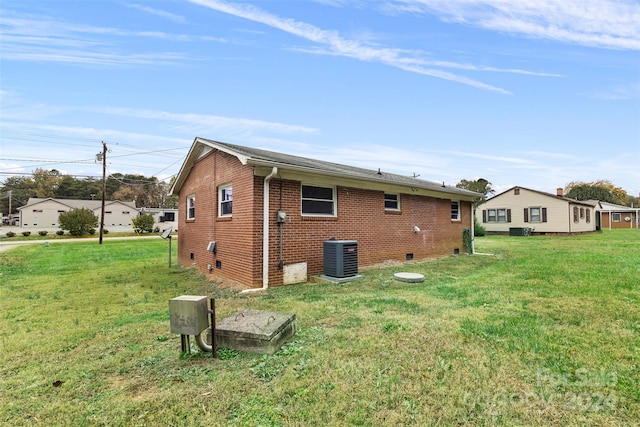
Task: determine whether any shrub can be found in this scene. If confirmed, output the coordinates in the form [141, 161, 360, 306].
[103, 229, 109, 234]
[5, 231, 16, 238]
[56, 230, 64, 236]
[88, 228, 96, 235]
[22, 231, 31, 237]
[474, 217, 486, 237]
[58, 208, 99, 236]
[38, 231, 48, 236]
[131, 214, 155, 234]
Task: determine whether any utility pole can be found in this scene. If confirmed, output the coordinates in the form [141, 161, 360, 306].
[99, 142, 107, 244]
[7, 190, 11, 219]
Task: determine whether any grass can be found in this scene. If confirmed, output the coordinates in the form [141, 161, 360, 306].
[1, 230, 638, 426]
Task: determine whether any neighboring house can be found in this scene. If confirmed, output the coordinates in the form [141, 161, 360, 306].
[140, 207, 179, 231]
[18, 198, 138, 230]
[480, 187, 598, 235]
[170, 137, 481, 289]
[597, 201, 639, 229]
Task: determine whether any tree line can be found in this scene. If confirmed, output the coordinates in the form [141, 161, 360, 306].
[1, 169, 177, 215]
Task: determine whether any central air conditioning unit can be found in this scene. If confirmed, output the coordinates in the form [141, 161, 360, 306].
[323, 240, 358, 278]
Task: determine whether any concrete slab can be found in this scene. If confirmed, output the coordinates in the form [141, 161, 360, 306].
[214, 309, 296, 354]
[393, 272, 425, 283]
[318, 274, 363, 284]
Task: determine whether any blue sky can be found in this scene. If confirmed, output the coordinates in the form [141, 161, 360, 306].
[1, 0, 639, 197]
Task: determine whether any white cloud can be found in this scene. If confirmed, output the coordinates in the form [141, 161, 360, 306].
[386, 0, 640, 50]
[0, 13, 225, 66]
[125, 3, 186, 23]
[188, 0, 514, 94]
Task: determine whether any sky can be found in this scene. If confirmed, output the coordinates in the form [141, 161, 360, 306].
[1, 0, 639, 199]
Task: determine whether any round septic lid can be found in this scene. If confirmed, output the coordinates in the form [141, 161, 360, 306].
[394, 272, 425, 283]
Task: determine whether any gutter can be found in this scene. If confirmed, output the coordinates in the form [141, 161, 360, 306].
[243, 166, 278, 293]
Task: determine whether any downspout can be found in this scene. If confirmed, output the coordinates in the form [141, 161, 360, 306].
[470, 201, 475, 254]
[262, 167, 278, 290]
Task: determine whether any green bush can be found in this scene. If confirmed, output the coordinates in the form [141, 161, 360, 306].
[56, 230, 64, 236]
[22, 231, 31, 237]
[58, 208, 99, 236]
[5, 231, 16, 238]
[131, 214, 155, 234]
[38, 231, 48, 236]
[474, 217, 486, 237]
[103, 229, 109, 234]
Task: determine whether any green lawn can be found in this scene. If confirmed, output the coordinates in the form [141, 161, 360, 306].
[1, 231, 638, 426]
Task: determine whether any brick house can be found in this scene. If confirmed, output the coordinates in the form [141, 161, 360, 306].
[170, 138, 481, 289]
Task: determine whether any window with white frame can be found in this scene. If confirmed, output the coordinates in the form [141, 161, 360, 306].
[301, 184, 335, 215]
[530, 207, 541, 222]
[573, 206, 579, 223]
[219, 184, 233, 217]
[484, 208, 510, 223]
[186, 195, 195, 220]
[612, 213, 621, 222]
[451, 201, 460, 221]
[384, 193, 400, 210]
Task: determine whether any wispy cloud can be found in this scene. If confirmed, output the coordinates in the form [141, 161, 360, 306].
[125, 3, 186, 23]
[86, 106, 319, 136]
[581, 82, 640, 100]
[386, 0, 640, 51]
[0, 13, 224, 66]
[188, 0, 514, 94]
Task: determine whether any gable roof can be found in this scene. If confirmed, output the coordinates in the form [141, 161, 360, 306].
[19, 198, 138, 211]
[487, 186, 598, 208]
[171, 137, 481, 201]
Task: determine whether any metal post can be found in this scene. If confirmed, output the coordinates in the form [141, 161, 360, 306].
[209, 298, 216, 358]
[168, 236, 172, 268]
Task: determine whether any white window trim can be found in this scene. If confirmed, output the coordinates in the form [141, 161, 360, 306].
[218, 184, 233, 217]
[186, 194, 195, 220]
[530, 207, 542, 223]
[301, 184, 336, 217]
[451, 200, 461, 221]
[384, 193, 400, 211]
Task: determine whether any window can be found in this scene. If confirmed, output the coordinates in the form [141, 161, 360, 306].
[302, 184, 335, 215]
[187, 195, 195, 220]
[497, 208, 507, 223]
[524, 207, 546, 223]
[586, 209, 591, 223]
[451, 201, 460, 221]
[580, 207, 584, 219]
[514, 188, 520, 195]
[384, 194, 400, 210]
[531, 207, 541, 222]
[612, 213, 621, 222]
[573, 207, 579, 223]
[105, 211, 112, 214]
[483, 208, 512, 223]
[122, 211, 130, 215]
[219, 185, 233, 217]
[163, 212, 175, 222]
[33, 209, 43, 213]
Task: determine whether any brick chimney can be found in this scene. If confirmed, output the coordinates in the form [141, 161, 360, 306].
[556, 188, 563, 197]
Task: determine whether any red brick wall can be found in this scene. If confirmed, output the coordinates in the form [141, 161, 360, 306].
[176, 150, 262, 286]
[178, 158, 472, 288]
[265, 179, 470, 285]
[600, 212, 638, 229]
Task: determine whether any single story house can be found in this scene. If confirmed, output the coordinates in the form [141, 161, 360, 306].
[480, 186, 598, 235]
[170, 137, 481, 289]
[140, 207, 179, 232]
[597, 201, 639, 229]
[18, 198, 138, 230]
